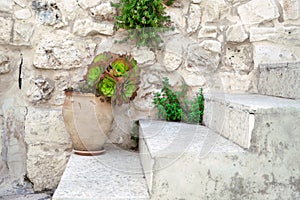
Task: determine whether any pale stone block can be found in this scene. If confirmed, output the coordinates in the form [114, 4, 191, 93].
[258, 62, 300, 99]
[14, 0, 27, 8]
[77, 0, 101, 9]
[90, 2, 116, 21]
[179, 69, 206, 87]
[73, 19, 114, 36]
[201, 0, 230, 23]
[198, 26, 218, 38]
[14, 8, 32, 20]
[0, 55, 10, 74]
[166, 8, 186, 31]
[237, 0, 280, 25]
[0, 0, 14, 12]
[187, 3, 201, 33]
[199, 40, 221, 53]
[218, 72, 256, 93]
[163, 52, 182, 71]
[25, 107, 72, 191]
[12, 21, 35, 46]
[0, 16, 13, 44]
[131, 48, 156, 66]
[279, 0, 300, 20]
[226, 24, 248, 42]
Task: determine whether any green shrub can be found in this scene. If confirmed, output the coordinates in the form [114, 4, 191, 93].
[112, 0, 172, 47]
[163, 0, 176, 6]
[153, 78, 204, 124]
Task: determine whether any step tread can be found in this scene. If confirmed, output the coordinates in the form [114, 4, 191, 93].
[205, 93, 300, 113]
[52, 144, 149, 200]
[140, 120, 244, 158]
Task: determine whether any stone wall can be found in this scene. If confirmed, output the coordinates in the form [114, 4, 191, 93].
[0, 0, 299, 192]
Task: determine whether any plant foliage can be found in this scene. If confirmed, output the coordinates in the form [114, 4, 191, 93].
[163, 0, 176, 6]
[112, 0, 172, 47]
[153, 78, 204, 124]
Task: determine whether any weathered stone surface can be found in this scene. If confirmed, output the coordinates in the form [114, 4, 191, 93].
[179, 69, 206, 87]
[26, 77, 55, 104]
[223, 43, 253, 74]
[90, 2, 116, 21]
[14, 0, 26, 8]
[186, 44, 220, 73]
[25, 107, 72, 192]
[226, 24, 248, 42]
[258, 62, 300, 99]
[0, 16, 13, 44]
[131, 48, 156, 66]
[199, 40, 221, 53]
[14, 9, 32, 20]
[237, 0, 279, 25]
[167, 8, 186, 31]
[0, 0, 14, 12]
[279, 0, 299, 20]
[0, 55, 10, 74]
[77, 0, 101, 9]
[187, 3, 201, 33]
[73, 18, 114, 36]
[12, 21, 35, 46]
[200, 0, 230, 23]
[217, 72, 256, 93]
[163, 35, 186, 71]
[33, 31, 91, 70]
[198, 26, 218, 38]
[250, 26, 300, 46]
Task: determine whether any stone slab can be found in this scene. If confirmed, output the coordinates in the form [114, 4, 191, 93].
[139, 119, 300, 199]
[52, 144, 149, 200]
[203, 93, 300, 148]
[258, 62, 300, 99]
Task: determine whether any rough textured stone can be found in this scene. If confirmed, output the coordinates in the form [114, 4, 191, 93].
[0, 16, 13, 44]
[187, 3, 201, 33]
[279, 0, 299, 20]
[200, 0, 229, 23]
[12, 21, 35, 46]
[33, 31, 91, 70]
[179, 69, 206, 87]
[14, 9, 32, 20]
[73, 19, 114, 36]
[223, 43, 253, 74]
[0, 0, 14, 12]
[25, 107, 72, 192]
[258, 62, 300, 99]
[198, 26, 218, 38]
[90, 2, 116, 21]
[14, 0, 26, 8]
[163, 35, 186, 71]
[131, 48, 156, 66]
[199, 40, 222, 53]
[77, 0, 101, 9]
[226, 24, 248, 42]
[237, 0, 280, 25]
[217, 72, 256, 93]
[26, 77, 55, 104]
[166, 7, 186, 31]
[0, 55, 10, 74]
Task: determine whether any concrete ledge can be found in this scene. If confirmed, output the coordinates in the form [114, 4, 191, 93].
[203, 93, 300, 148]
[52, 144, 149, 200]
[258, 62, 300, 99]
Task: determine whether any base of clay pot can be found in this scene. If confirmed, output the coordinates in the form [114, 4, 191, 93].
[73, 148, 106, 156]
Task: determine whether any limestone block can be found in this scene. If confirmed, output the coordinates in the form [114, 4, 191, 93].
[14, 8, 32, 20]
[237, 0, 279, 25]
[179, 69, 206, 87]
[14, 0, 26, 8]
[90, 2, 116, 21]
[26, 77, 55, 104]
[223, 43, 253, 74]
[131, 48, 156, 66]
[226, 24, 248, 42]
[217, 72, 256, 93]
[73, 19, 114, 36]
[25, 107, 72, 191]
[77, 0, 101, 9]
[166, 8, 186, 31]
[258, 62, 300, 99]
[253, 42, 300, 66]
[199, 40, 221, 53]
[0, 0, 14, 12]
[33, 31, 91, 70]
[186, 44, 220, 73]
[198, 26, 218, 38]
[187, 3, 201, 33]
[279, 0, 299, 20]
[12, 21, 35, 46]
[200, 0, 230, 23]
[192, 0, 201, 3]
[0, 16, 13, 44]
[0, 55, 10, 74]
[250, 26, 300, 46]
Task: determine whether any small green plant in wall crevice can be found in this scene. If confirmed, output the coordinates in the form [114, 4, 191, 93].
[153, 78, 204, 124]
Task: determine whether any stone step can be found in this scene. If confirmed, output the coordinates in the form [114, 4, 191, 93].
[139, 120, 300, 199]
[258, 62, 300, 99]
[203, 93, 300, 148]
[52, 144, 149, 200]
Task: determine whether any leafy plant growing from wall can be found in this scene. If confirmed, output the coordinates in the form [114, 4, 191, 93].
[112, 0, 172, 47]
[153, 78, 204, 124]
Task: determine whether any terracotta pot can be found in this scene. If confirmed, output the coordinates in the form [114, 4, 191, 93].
[62, 92, 113, 155]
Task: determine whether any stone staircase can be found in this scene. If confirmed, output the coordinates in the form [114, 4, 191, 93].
[54, 62, 300, 199]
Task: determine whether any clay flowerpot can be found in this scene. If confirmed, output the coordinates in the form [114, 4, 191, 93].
[62, 92, 114, 156]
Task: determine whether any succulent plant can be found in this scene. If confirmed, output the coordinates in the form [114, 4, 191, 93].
[84, 52, 140, 105]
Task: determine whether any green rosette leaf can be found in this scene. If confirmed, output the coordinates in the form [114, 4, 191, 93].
[124, 81, 136, 98]
[111, 59, 129, 77]
[87, 67, 101, 87]
[98, 76, 116, 97]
